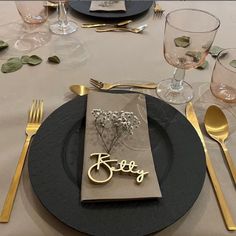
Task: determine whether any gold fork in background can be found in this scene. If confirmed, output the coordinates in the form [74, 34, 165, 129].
[153, 2, 165, 18]
[0, 100, 43, 223]
[90, 78, 158, 91]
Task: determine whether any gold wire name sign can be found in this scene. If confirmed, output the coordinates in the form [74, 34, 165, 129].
[88, 153, 149, 184]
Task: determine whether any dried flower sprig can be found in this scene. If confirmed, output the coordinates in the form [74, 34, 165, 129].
[92, 109, 141, 153]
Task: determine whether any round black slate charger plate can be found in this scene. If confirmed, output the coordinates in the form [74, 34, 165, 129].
[69, 0, 153, 19]
[28, 93, 206, 236]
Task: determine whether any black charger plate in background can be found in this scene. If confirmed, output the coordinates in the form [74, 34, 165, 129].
[69, 0, 153, 19]
[28, 94, 206, 236]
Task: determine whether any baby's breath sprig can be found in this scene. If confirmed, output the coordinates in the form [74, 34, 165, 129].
[91, 109, 141, 153]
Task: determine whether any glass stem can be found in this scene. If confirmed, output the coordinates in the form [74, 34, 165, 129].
[170, 68, 185, 92]
[58, 1, 68, 28]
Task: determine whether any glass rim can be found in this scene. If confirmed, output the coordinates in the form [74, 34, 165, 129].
[166, 8, 220, 33]
[217, 48, 236, 74]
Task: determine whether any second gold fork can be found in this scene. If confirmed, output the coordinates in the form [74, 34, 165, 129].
[90, 78, 158, 90]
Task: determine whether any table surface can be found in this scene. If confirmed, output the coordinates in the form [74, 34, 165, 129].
[0, 1, 236, 236]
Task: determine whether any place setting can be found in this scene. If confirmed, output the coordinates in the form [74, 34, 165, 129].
[69, 0, 153, 19]
[1, 1, 236, 236]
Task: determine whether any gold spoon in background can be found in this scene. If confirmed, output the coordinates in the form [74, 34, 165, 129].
[70, 85, 90, 96]
[204, 105, 236, 185]
[81, 20, 132, 28]
[96, 24, 148, 34]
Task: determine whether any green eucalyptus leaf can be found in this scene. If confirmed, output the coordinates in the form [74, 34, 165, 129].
[1, 57, 22, 73]
[209, 46, 224, 57]
[21, 55, 30, 64]
[48, 55, 60, 64]
[0, 40, 9, 51]
[185, 51, 202, 62]
[27, 55, 42, 65]
[196, 60, 209, 70]
[174, 36, 190, 48]
[229, 60, 236, 68]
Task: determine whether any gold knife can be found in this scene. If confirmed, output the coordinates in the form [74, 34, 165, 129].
[186, 102, 236, 231]
[81, 20, 132, 28]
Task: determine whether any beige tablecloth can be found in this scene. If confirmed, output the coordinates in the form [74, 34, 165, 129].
[0, 1, 236, 236]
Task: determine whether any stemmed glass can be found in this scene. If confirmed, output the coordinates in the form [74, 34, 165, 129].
[14, 1, 50, 53]
[50, 0, 78, 35]
[157, 9, 220, 104]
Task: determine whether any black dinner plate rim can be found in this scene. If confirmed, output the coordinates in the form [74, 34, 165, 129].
[28, 92, 206, 236]
[69, 0, 153, 19]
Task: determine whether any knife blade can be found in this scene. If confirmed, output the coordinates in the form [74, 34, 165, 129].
[81, 20, 132, 28]
[186, 102, 236, 231]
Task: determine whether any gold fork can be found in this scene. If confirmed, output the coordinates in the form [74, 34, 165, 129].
[153, 2, 165, 18]
[0, 100, 43, 223]
[90, 78, 158, 91]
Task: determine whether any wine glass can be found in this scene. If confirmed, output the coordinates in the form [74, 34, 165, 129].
[50, 0, 78, 35]
[14, 1, 51, 53]
[157, 9, 220, 104]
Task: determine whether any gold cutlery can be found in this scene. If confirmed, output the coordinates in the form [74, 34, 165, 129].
[90, 78, 157, 91]
[186, 102, 236, 231]
[96, 24, 147, 33]
[70, 85, 90, 96]
[153, 2, 165, 18]
[204, 105, 236, 185]
[81, 20, 132, 28]
[44, 1, 58, 8]
[0, 100, 43, 223]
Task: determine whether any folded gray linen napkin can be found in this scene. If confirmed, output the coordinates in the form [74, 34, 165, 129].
[89, 0, 126, 12]
[81, 91, 162, 202]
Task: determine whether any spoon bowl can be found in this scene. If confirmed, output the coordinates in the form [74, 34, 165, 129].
[131, 24, 148, 33]
[204, 105, 236, 184]
[204, 105, 229, 142]
[70, 85, 90, 96]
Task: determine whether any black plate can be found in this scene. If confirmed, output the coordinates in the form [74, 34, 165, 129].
[28, 94, 206, 236]
[69, 0, 153, 19]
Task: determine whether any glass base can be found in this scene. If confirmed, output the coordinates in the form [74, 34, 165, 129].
[14, 31, 51, 52]
[156, 79, 193, 104]
[50, 21, 78, 35]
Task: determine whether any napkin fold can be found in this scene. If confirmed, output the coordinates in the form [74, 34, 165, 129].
[89, 0, 126, 12]
[81, 92, 162, 202]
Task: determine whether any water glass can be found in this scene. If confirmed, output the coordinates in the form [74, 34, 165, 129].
[211, 48, 236, 103]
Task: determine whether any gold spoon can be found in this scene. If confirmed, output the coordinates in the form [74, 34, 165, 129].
[204, 105, 236, 185]
[81, 20, 132, 28]
[70, 85, 90, 96]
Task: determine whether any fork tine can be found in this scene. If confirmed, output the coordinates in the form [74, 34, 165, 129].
[90, 78, 101, 86]
[39, 100, 43, 123]
[31, 100, 38, 123]
[28, 100, 35, 123]
[35, 100, 40, 123]
[90, 79, 102, 88]
[90, 78, 98, 84]
[90, 80, 101, 88]
[90, 78, 103, 86]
